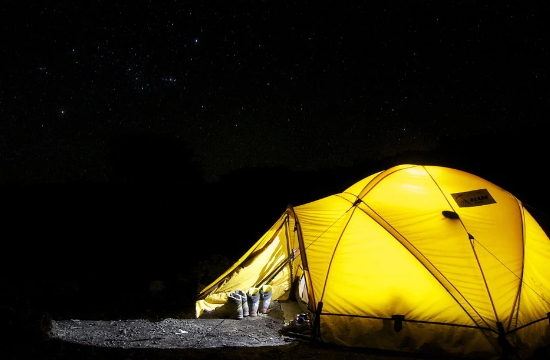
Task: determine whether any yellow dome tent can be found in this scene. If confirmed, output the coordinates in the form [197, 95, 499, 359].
[196, 164, 550, 359]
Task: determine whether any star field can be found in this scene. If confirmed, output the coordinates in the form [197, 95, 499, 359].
[1, 1, 548, 183]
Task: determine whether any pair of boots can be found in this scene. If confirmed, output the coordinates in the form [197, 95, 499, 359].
[214, 291, 246, 319]
[280, 312, 311, 335]
[246, 285, 273, 317]
[214, 285, 272, 320]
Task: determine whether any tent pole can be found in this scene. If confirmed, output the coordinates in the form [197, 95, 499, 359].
[311, 301, 323, 340]
[257, 252, 294, 288]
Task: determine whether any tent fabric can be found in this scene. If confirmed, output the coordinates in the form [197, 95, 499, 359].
[195, 211, 302, 315]
[195, 164, 550, 359]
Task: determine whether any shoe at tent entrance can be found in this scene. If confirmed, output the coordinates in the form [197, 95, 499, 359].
[195, 164, 550, 360]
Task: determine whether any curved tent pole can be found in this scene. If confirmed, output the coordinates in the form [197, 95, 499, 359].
[196, 212, 289, 300]
[256, 242, 294, 287]
[256, 209, 302, 288]
[286, 204, 317, 313]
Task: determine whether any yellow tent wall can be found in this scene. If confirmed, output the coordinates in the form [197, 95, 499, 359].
[196, 209, 307, 315]
[195, 164, 550, 359]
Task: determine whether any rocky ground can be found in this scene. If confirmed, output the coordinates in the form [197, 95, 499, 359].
[50, 301, 292, 350]
[3, 300, 550, 360]
[0, 301, 448, 360]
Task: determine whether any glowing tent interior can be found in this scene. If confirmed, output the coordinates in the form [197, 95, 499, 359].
[195, 164, 550, 359]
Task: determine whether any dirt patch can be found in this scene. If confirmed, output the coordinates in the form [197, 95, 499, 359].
[8, 300, 550, 360]
[32, 300, 431, 360]
[50, 301, 291, 349]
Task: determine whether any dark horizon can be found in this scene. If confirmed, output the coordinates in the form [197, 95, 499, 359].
[2, 3, 549, 354]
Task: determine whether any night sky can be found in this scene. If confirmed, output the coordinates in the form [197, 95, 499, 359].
[2, 2, 550, 330]
[2, 1, 547, 185]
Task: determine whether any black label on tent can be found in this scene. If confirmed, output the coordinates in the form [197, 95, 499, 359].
[451, 189, 496, 207]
